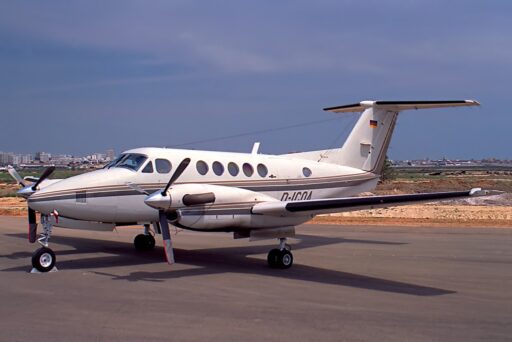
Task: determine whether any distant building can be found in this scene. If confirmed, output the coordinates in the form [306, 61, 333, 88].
[12, 155, 21, 165]
[0, 152, 14, 166]
[35, 152, 51, 163]
[106, 149, 115, 161]
[21, 154, 33, 164]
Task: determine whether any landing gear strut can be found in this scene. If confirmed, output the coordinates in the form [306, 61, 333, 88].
[267, 238, 293, 269]
[31, 214, 57, 272]
[134, 224, 156, 251]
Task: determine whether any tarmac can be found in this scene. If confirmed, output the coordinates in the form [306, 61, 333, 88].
[0, 216, 511, 341]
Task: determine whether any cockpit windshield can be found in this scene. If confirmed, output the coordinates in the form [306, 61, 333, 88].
[103, 155, 124, 169]
[114, 154, 148, 171]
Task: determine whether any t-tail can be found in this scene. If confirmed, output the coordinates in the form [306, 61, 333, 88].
[285, 100, 480, 175]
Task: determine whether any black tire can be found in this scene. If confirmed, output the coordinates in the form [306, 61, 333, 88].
[278, 250, 293, 269]
[267, 248, 281, 268]
[134, 234, 155, 251]
[32, 247, 56, 272]
[147, 234, 156, 250]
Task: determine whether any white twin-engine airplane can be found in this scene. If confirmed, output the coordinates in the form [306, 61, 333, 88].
[13, 100, 489, 272]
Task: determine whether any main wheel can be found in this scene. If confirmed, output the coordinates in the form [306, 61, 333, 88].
[267, 248, 281, 268]
[32, 247, 56, 272]
[278, 250, 293, 269]
[134, 234, 156, 251]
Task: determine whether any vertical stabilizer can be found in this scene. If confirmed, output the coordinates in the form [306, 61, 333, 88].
[283, 100, 479, 175]
[330, 107, 398, 173]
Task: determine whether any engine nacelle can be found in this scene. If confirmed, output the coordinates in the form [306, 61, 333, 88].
[145, 184, 309, 231]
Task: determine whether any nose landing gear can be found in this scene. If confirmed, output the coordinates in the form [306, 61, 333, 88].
[31, 214, 58, 273]
[267, 238, 293, 269]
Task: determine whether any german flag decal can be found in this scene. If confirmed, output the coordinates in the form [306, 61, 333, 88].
[369, 120, 378, 128]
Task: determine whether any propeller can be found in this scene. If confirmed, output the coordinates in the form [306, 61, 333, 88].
[28, 207, 37, 243]
[7, 165, 27, 187]
[162, 158, 191, 195]
[152, 158, 191, 264]
[18, 166, 56, 198]
[159, 211, 175, 264]
[15, 166, 56, 243]
[125, 182, 150, 195]
[31, 166, 55, 191]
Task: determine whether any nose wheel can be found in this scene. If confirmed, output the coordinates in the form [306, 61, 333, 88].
[32, 247, 56, 273]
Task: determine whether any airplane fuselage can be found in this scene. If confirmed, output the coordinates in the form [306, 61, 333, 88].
[28, 147, 379, 229]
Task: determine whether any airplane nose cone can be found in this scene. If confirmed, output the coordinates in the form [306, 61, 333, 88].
[144, 191, 171, 210]
[17, 185, 36, 199]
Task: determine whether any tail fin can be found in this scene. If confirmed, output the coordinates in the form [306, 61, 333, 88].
[285, 100, 479, 174]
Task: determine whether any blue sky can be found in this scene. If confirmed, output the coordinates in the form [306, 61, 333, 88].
[0, 1, 510, 159]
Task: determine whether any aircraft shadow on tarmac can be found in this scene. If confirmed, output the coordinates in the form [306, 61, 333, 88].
[1, 233, 453, 297]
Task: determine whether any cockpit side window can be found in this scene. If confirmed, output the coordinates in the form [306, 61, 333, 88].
[155, 159, 172, 174]
[115, 154, 148, 171]
[142, 161, 154, 173]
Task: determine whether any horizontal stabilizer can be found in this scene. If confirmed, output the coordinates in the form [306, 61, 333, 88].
[324, 100, 480, 113]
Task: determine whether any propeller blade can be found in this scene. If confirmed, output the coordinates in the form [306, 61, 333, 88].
[162, 158, 191, 195]
[125, 182, 149, 195]
[28, 208, 37, 243]
[159, 211, 175, 264]
[31, 166, 55, 191]
[7, 165, 27, 187]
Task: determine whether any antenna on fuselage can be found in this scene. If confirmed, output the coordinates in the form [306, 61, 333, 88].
[251, 142, 261, 155]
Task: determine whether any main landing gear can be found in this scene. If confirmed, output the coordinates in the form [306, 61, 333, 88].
[133, 224, 156, 251]
[31, 214, 57, 273]
[267, 238, 293, 269]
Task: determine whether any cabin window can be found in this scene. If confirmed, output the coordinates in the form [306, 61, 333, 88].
[303, 167, 312, 177]
[242, 163, 254, 177]
[257, 164, 268, 177]
[155, 159, 172, 174]
[196, 160, 209, 175]
[141, 161, 154, 173]
[212, 161, 224, 176]
[228, 162, 239, 176]
[115, 154, 147, 171]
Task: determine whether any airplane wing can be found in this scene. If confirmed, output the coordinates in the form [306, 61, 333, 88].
[252, 188, 495, 217]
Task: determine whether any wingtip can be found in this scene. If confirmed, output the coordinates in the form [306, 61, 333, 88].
[469, 188, 503, 196]
[466, 100, 481, 106]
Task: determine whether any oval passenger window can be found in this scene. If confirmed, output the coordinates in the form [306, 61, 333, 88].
[257, 164, 268, 177]
[196, 160, 209, 175]
[243, 163, 254, 177]
[228, 162, 239, 176]
[212, 161, 224, 176]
